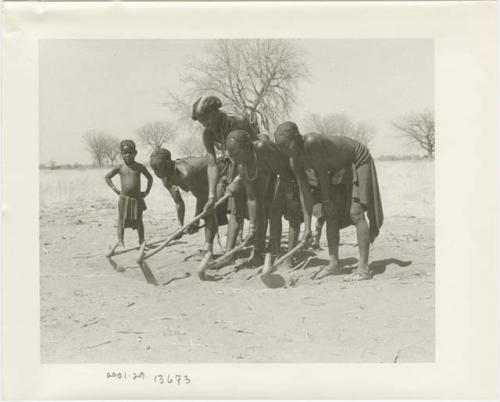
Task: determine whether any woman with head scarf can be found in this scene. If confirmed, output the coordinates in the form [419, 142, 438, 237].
[191, 95, 259, 262]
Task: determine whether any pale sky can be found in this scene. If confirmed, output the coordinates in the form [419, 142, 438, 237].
[40, 39, 433, 165]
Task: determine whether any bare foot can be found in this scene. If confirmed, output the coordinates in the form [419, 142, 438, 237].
[343, 270, 372, 282]
[106, 242, 120, 258]
[245, 253, 264, 268]
[223, 253, 236, 265]
[107, 257, 125, 272]
[327, 262, 342, 274]
[197, 252, 213, 280]
[315, 263, 342, 280]
[183, 249, 205, 262]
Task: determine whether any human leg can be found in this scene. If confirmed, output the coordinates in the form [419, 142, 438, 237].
[137, 219, 145, 245]
[288, 219, 300, 251]
[345, 201, 371, 281]
[313, 216, 325, 249]
[225, 213, 242, 250]
[269, 206, 282, 256]
[116, 197, 125, 247]
[117, 221, 125, 248]
[325, 216, 341, 273]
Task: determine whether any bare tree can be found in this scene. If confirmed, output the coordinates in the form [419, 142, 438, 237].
[168, 39, 309, 133]
[137, 121, 177, 152]
[352, 122, 377, 148]
[102, 135, 121, 165]
[392, 111, 435, 159]
[177, 132, 206, 158]
[82, 131, 110, 167]
[303, 113, 376, 147]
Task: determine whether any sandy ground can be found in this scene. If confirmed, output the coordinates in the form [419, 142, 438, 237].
[40, 160, 434, 363]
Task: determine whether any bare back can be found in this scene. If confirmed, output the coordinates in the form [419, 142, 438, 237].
[254, 140, 293, 178]
[166, 156, 209, 200]
[206, 114, 258, 151]
[303, 133, 363, 172]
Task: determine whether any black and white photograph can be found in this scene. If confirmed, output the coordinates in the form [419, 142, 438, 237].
[2, 1, 497, 399]
[39, 38, 434, 363]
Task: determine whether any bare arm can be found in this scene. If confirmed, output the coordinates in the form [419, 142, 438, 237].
[259, 141, 294, 198]
[307, 137, 336, 219]
[140, 164, 154, 197]
[226, 172, 244, 195]
[242, 172, 258, 234]
[161, 178, 185, 227]
[290, 158, 314, 239]
[274, 155, 295, 199]
[104, 165, 121, 195]
[202, 129, 219, 202]
[315, 162, 332, 203]
[243, 167, 268, 253]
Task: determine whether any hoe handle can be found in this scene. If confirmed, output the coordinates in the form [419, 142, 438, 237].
[263, 240, 308, 274]
[138, 192, 232, 263]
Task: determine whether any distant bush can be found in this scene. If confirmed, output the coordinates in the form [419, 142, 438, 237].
[39, 163, 97, 170]
[375, 155, 432, 162]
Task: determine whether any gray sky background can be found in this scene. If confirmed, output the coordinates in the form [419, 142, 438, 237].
[40, 39, 433, 165]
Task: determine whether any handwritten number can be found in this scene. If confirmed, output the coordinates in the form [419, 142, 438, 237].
[108, 372, 190, 384]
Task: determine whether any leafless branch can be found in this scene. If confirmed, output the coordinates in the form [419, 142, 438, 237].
[136, 121, 177, 153]
[166, 39, 309, 133]
[303, 113, 376, 148]
[392, 110, 435, 159]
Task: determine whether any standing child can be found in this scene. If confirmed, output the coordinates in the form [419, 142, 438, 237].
[105, 140, 153, 248]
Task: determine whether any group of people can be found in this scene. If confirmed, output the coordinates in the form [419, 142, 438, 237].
[105, 96, 384, 282]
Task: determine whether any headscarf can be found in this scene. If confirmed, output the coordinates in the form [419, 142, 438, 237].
[191, 96, 222, 121]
